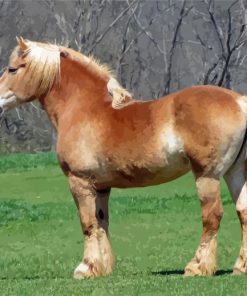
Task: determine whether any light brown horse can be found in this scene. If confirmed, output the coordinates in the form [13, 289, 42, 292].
[0, 37, 247, 278]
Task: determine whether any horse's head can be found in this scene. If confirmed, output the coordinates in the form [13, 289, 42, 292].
[0, 37, 60, 115]
[0, 37, 135, 118]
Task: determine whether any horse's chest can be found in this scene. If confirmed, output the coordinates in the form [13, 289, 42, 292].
[57, 125, 105, 174]
[76, 141, 100, 169]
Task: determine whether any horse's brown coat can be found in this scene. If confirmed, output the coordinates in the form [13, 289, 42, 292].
[0, 39, 247, 278]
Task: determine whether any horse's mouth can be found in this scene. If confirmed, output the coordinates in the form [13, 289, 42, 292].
[0, 96, 20, 115]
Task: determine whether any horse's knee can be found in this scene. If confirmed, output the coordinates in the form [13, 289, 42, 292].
[202, 201, 223, 232]
[196, 177, 220, 201]
[83, 224, 94, 236]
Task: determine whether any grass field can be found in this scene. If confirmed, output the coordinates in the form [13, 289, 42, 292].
[0, 153, 247, 295]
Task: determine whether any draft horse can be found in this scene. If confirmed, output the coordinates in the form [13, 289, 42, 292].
[0, 37, 247, 278]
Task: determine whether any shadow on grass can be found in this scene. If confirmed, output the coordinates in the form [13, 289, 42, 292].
[215, 270, 232, 276]
[0, 275, 69, 280]
[0, 270, 233, 280]
[151, 269, 232, 276]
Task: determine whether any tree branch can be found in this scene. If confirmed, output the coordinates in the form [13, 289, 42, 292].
[88, 0, 138, 54]
[164, 1, 192, 94]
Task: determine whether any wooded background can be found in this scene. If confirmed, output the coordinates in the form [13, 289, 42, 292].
[0, 0, 246, 153]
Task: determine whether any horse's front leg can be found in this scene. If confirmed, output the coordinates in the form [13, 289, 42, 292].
[69, 175, 114, 279]
[184, 176, 223, 276]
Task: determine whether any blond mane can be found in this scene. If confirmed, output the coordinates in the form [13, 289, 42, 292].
[12, 40, 133, 107]
[59, 45, 113, 80]
[11, 41, 61, 97]
[69, 52, 134, 108]
[107, 77, 133, 109]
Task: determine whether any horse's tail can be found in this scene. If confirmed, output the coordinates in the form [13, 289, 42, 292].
[238, 95, 247, 116]
[235, 128, 247, 164]
[237, 96, 247, 171]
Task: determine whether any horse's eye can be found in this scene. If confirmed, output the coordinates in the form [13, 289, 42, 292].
[8, 67, 18, 74]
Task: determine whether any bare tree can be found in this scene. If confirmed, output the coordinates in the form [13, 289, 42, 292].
[192, 0, 247, 88]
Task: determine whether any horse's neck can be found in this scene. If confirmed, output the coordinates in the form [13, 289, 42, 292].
[39, 66, 109, 129]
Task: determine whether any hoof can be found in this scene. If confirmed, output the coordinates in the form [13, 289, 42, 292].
[184, 260, 216, 277]
[73, 260, 106, 279]
[232, 251, 247, 276]
[184, 265, 202, 276]
[74, 263, 92, 279]
[232, 262, 247, 275]
[232, 268, 245, 276]
[185, 240, 217, 277]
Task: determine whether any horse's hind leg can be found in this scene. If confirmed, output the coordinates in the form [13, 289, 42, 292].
[69, 175, 114, 279]
[184, 176, 223, 276]
[224, 159, 247, 275]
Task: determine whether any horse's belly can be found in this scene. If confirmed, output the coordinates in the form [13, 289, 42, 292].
[114, 168, 189, 188]
[96, 153, 190, 189]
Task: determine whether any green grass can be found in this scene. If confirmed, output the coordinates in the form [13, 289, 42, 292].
[0, 152, 58, 173]
[0, 153, 247, 295]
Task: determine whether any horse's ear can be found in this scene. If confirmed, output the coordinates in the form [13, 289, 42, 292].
[16, 36, 28, 51]
[60, 50, 69, 58]
[107, 78, 134, 109]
